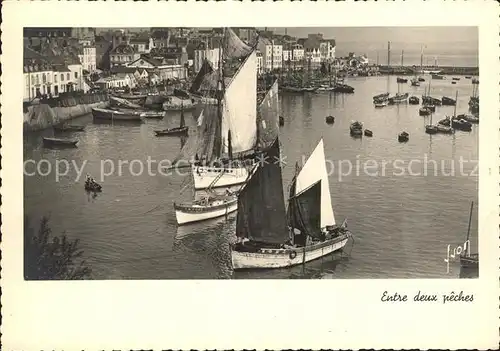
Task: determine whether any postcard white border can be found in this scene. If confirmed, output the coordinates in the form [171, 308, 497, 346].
[1, 1, 499, 350]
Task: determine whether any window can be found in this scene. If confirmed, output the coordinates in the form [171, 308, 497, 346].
[61, 74, 64, 81]
[42, 73, 46, 83]
[54, 74, 57, 83]
[75, 72, 78, 79]
[67, 73, 70, 80]
[35, 75, 40, 85]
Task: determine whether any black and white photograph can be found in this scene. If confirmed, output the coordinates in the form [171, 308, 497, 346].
[3, 1, 499, 350]
[22, 25, 481, 280]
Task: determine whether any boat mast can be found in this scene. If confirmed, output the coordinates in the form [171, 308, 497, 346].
[217, 28, 228, 160]
[401, 49, 404, 67]
[180, 101, 185, 128]
[453, 90, 458, 118]
[465, 201, 474, 256]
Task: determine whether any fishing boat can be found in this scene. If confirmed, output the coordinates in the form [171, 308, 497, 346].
[140, 111, 165, 119]
[410, 77, 420, 86]
[42, 137, 78, 148]
[419, 107, 431, 116]
[441, 96, 456, 106]
[231, 138, 352, 270]
[409, 96, 420, 105]
[332, 83, 354, 93]
[174, 193, 238, 225]
[374, 100, 388, 108]
[325, 115, 335, 124]
[398, 131, 409, 142]
[465, 76, 472, 79]
[452, 77, 460, 81]
[451, 118, 472, 131]
[460, 202, 478, 269]
[396, 77, 408, 83]
[53, 124, 85, 132]
[373, 93, 390, 101]
[389, 93, 409, 105]
[350, 121, 363, 136]
[457, 113, 479, 124]
[418, 77, 425, 82]
[431, 74, 445, 80]
[425, 110, 438, 134]
[450, 91, 472, 132]
[436, 124, 453, 134]
[92, 107, 144, 122]
[109, 96, 144, 110]
[438, 117, 451, 126]
[173, 29, 279, 190]
[154, 105, 188, 136]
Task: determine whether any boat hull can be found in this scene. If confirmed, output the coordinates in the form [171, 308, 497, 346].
[154, 127, 189, 136]
[92, 108, 143, 121]
[192, 165, 250, 190]
[231, 234, 350, 270]
[42, 137, 78, 147]
[174, 200, 238, 225]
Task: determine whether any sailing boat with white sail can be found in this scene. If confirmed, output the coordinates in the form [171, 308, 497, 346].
[172, 28, 260, 190]
[231, 138, 351, 270]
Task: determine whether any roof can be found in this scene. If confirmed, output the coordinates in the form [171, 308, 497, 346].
[131, 55, 164, 67]
[130, 36, 150, 44]
[111, 66, 138, 74]
[110, 44, 136, 55]
[151, 30, 169, 39]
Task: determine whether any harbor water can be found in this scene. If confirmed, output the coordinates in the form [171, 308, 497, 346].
[24, 75, 479, 279]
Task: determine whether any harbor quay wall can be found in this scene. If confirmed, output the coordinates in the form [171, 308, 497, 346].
[23, 93, 109, 132]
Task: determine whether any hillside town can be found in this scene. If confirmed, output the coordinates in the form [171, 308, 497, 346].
[23, 27, 376, 101]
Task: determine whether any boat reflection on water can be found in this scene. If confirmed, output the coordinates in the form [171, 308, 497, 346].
[173, 214, 236, 279]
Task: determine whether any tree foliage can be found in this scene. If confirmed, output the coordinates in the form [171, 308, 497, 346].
[24, 216, 92, 280]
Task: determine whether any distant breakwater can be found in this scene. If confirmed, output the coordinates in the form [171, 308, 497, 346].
[376, 65, 479, 76]
[23, 93, 109, 132]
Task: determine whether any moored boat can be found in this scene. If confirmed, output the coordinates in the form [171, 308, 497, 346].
[231, 138, 352, 270]
[452, 77, 460, 81]
[373, 93, 390, 101]
[53, 124, 85, 132]
[364, 129, 373, 137]
[409, 96, 420, 105]
[279, 116, 285, 126]
[42, 137, 78, 148]
[410, 78, 420, 86]
[451, 118, 472, 131]
[436, 124, 453, 134]
[457, 113, 479, 124]
[92, 107, 143, 121]
[374, 100, 388, 108]
[425, 125, 438, 134]
[419, 107, 431, 116]
[398, 131, 409, 142]
[140, 111, 165, 119]
[174, 194, 238, 225]
[389, 92, 409, 104]
[431, 74, 445, 80]
[441, 96, 456, 106]
[350, 121, 363, 136]
[396, 77, 408, 83]
[325, 115, 335, 124]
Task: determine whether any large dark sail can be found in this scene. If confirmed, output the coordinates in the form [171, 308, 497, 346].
[288, 180, 322, 242]
[189, 59, 215, 94]
[236, 137, 288, 244]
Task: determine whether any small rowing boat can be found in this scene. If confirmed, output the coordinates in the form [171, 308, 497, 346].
[42, 137, 78, 148]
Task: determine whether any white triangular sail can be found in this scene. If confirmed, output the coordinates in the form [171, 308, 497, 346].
[295, 139, 336, 227]
[221, 50, 258, 154]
